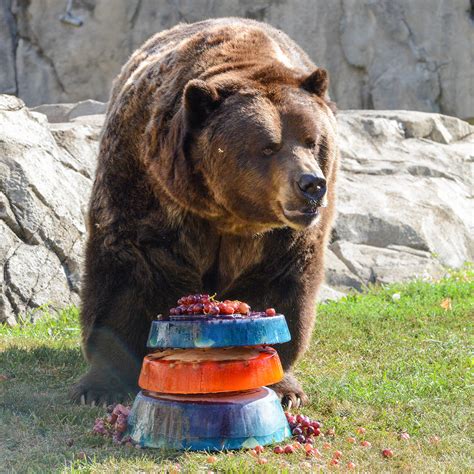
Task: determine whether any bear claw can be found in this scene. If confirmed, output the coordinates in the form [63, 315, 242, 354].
[282, 395, 303, 409]
[70, 370, 137, 406]
[270, 372, 309, 408]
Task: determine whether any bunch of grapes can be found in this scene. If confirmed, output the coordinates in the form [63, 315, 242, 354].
[170, 294, 250, 316]
[169, 294, 277, 317]
[271, 413, 330, 459]
[92, 404, 135, 446]
[286, 412, 323, 444]
[169, 294, 278, 318]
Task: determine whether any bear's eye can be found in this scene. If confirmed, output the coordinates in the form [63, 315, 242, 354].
[305, 139, 317, 150]
[262, 144, 280, 156]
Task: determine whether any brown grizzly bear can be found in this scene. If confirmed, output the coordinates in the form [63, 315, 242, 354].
[70, 18, 339, 407]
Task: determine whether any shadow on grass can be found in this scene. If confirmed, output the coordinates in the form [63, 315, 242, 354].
[2, 345, 87, 421]
[1, 345, 193, 471]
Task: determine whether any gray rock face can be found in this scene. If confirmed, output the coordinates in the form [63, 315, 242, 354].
[336, 110, 474, 273]
[327, 109, 473, 296]
[0, 1, 472, 119]
[0, 94, 472, 323]
[5, 243, 79, 319]
[0, 0, 16, 96]
[330, 242, 444, 287]
[32, 99, 107, 124]
[0, 94, 102, 324]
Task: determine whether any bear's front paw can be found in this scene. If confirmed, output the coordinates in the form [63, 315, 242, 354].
[69, 370, 137, 406]
[270, 372, 309, 409]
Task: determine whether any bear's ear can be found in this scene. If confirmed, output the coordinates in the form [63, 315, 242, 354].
[183, 79, 221, 127]
[301, 68, 329, 97]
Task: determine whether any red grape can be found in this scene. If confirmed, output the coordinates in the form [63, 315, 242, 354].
[286, 415, 296, 424]
[284, 444, 295, 454]
[116, 422, 127, 433]
[106, 414, 117, 424]
[254, 445, 264, 454]
[220, 303, 234, 314]
[296, 434, 306, 444]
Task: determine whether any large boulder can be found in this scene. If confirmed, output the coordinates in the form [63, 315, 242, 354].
[334, 110, 473, 273]
[326, 109, 473, 295]
[0, 1, 472, 119]
[0, 94, 472, 322]
[0, 95, 102, 324]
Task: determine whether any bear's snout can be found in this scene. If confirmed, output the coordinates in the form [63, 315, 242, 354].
[297, 173, 327, 203]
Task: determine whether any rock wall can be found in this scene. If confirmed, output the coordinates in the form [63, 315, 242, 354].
[0, 0, 473, 119]
[1, 94, 472, 324]
[0, 95, 101, 325]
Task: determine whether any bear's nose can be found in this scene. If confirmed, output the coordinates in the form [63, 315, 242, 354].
[297, 173, 327, 201]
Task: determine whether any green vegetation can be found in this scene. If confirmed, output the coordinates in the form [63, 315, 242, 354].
[1, 267, 473, 473]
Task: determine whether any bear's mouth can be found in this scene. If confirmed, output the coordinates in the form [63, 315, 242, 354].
[285, 204, 319, 216]
[283, 207, 319, 218]
[279, 201, 323, 228]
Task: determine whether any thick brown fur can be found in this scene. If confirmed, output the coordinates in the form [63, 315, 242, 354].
[70, 18, 339, 407]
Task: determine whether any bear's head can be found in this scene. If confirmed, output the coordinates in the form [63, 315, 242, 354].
[151, 67, 338, 235]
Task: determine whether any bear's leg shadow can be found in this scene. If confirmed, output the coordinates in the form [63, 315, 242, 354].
[70, 277, 154, 405]
[70, 323, 146, 405]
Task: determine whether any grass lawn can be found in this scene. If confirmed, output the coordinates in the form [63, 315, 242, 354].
[1, 267, 473, 473]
